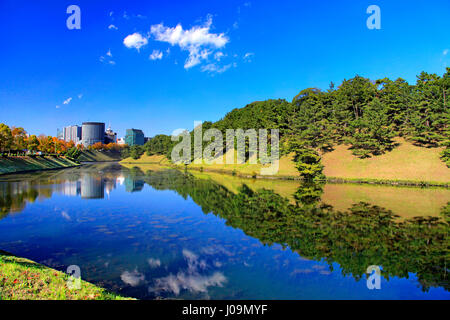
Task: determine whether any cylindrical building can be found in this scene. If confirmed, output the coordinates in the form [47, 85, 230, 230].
[81, 122, 105, 147]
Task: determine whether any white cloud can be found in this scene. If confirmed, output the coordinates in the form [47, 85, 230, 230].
[121, 269, 145, 287]
[243, 52, 254, 62]
[214, 52, 225, 61]
[149, 15, 229, 69]
[184, 48, 212, 69]
[61, 211, 71, 221]
[100, 50, 115, 65]
[201, 63, 233, 74]
[55, 105, 60, 109]
[149, 50, 163, 60]
[108, 24, 118, 30]
[148, 258, 161, 268]
[63, 97, 72, 105]
[444, 49, 449, 56]
[123, 32, 148, 51]
[149, 249, 226, 296]
[77, 94, 83, 99]
[151, 271, 226, 296]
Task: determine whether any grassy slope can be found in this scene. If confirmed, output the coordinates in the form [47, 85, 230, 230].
[120, 154, 171, 165]
[0, 251, 130, 300]
[78, 150, 122, 162]
[322, 138, 450, 183]
[121, 140, 449, 184]
[0, 156, 79, 175]
[121, 151, 300, 178]
[185, 149, 300, 177]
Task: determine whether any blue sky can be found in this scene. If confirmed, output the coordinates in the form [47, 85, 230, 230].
[0, 0, 449, 138]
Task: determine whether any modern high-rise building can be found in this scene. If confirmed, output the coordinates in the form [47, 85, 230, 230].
[81, 122, 105, 147]
[105, 126, 117, 144]
[63, 125, 82, 144]
[125, 129, 145, 146]
[57, 128, 64, 140]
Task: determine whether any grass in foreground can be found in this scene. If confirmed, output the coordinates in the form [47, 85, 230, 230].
[0, 251, 130, 300]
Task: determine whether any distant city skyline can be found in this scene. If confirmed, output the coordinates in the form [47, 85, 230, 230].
[0, 0, 449, 138]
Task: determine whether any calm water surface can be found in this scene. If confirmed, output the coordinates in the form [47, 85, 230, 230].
[0, 163, 448, 299]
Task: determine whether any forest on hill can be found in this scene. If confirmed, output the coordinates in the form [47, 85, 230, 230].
[131, 68, 450, 179]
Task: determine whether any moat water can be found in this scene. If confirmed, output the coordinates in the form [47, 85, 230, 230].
[0, 163, 448, 299]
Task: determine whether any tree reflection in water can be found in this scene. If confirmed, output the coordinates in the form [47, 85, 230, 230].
[131, 168, 449, 293]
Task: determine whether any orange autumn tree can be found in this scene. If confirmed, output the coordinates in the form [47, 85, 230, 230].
[90, 142, 105, 150]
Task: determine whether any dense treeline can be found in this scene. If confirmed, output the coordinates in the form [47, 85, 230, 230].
[143, 69, 450, 173]
[0, 123, 80, 157]
[0, 123, 126, 160]
[124, 134, 173, 160]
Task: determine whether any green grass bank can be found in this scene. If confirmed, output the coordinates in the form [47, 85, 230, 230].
[0, 251, 131, 300]
[0, 156, 80, 176]
[78, 150, 122, 162]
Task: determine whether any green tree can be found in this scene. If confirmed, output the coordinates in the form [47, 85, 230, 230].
[27, 135, 40, 153]
[409, 72, 447, 147]
[11, 127, 27, 153]
[336, 75, 377, 120]
[290, 88, 334, 151]
[347, 98, 395, 158]
[292, 145, 324, 181]
[0, 123, 13, 154]
[145, 134, 173, 156]
[130, 145, 144, 160]
[376, 77, 413, 133]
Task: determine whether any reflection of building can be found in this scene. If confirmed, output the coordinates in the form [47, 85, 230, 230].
[80, 175, 104, 199]
[105, 179, 116, 194]
[125, 177, 144, 192]
[125, 129, 145, 146]
[64, 125, 82, 144]
[81, 122, 105, 147]
[62, 181, 81, 196]
[0, 165, 128, 219]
